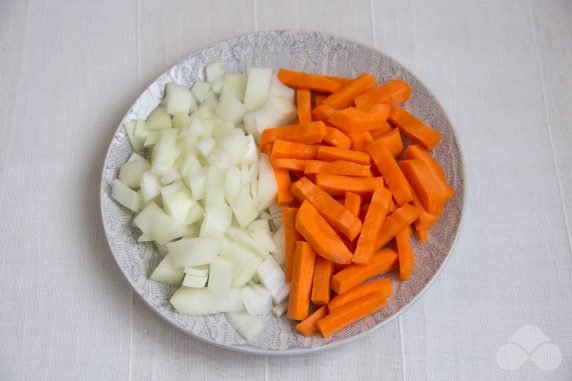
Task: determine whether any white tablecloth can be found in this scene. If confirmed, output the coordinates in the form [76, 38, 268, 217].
[1, 1, 571, 380]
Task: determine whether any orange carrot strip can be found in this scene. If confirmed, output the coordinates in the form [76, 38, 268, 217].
[344, 192, 362, 217]
[296, 305, 328, 336]
[297, 89, 312, 123]
[291, 177, 362, 241]
[270, 140, 318, 160]
[272, 158, 307, 172]
[274, 168, 293, 205]
[371, 128, 403, 157]
[399, 159, 446, 215]
[315, 173, 383, 197]
[322, 75, 353, 86]
[327, 104, 392, 132]
[403, 144, 455, 200]
[295, 201, 353, 264]
[287, 241, 317, 320]
[319, 73, 376, 109]
[278, 69, 341, 93]
[367, 141, 413, 205]
[283, 208, 301, 282]
[417, 229, 429, 242]
[396, 225, 414, 281]
[311, 256, 335, 305]
[328, 278, 392, 311]
[353, 187, 392, 264]
[323, 127, 352, 149]
[411, 189, 440, 230]
[354, 79, 411, 106]
[370, 122, 393, 139]
[388, 197, 397, 213]
[314, 94, 326, 107]
[317, 292, 387, 337]
[260, 121, 327, 151]
[347, 131, 374, 152]
[331, 248, 398, 294]
[304, 160, 372, 177]
[317, 146, 370, 165]
[389, 108, 441, 150]
[312, 103, 336, 121]
[374, 204, 419, 249]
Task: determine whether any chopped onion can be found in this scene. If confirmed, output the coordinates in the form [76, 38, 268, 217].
[243, 67, 272, 111]
[272, 300, 288, 318]
[150, 255, 184, 286]
[184, 265, 209, 276]
[220, 243, 263, 287]
[222, 74, 247, 101]
[164, 83, 197, 115]
[205, 165, 226, 207]
[226, 227, 270, 259]
[133, 201, 162, 234]
[187, 167, 207, 200]
[208, 256, 233, 297]
[124, 119, 146, 152]
[191, 81, 212, 103]
[256, 258, 288, 304]
[150, 208, 187, 244]
[231, 185, 258, 228]
[200, 204, 232, 236]
[112, 179, 142, 212]
[215, 93, 247, 123]
[268, 75, 295, 103]
[241, 285, 273, 315]
[182, 274, 208, 288]
[225, 311, 263, 341]
[119, 156, 150, 190]
[195, 137, 216, 161]
[170, 287, 243, 316]
[161, 180, 203, 224]
[271, 224, 285, 265]
[146, 106, 172, 130]
[166, 237, 222, 267]
[257, 153, 278, 211]
[224, 166, 241, 205]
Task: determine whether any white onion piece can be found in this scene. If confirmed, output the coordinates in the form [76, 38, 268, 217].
[243, 67, 272, 112]
[207, 146, 232, 169]
[144, 131, 160, 147]
[242, 134, 258, 166]
[224, 166, 241, 205]
[222, 74, 247, 101]
[124, 120, 146, 152]
[205, 60, 225, 82]
[150, 255, 184, 286]
[241, 285, 273, 315]
[161, 181, 203, 224]
[146, 106, 172, 130]
[152, 129, 179, 172]
[182, 274, 208, 288]
[150, 209, 187, 244]
[210, 76, 224, 94]
[248, 219, 269, 232]
[170, 288, 243, 316]
[272, 284, 290, 305]
[251, 228, 277, 254]
[195, 137, 216, 160]
[112, 179, 142, 212]
[218, 129, 248, 166]
[187, 167, 207, 200]
[215, 93, 247, 123]
[257, 153, 278, 211]
[271, 224, 285, 265]
[225, 312, 263, 341]
[211, 119, 235, 141]
[272, 300, 288, 318]
[256, 258, 288, 303]
[172, 112, 191, 130]
[242, 110, 274, 137]
[205, 166, 226, 207]
[200, 204, 232, 236]
[221, 243, 263, 287]
[119, 157, 150, 190]
[166, 237, 222, 267]
[191, 81, 212, 103]
[133, 201, 162, 234]
[208, 257, 233, 297]
[225, 227, 270, 259]
[268, 75, 295, 103]
[159, 167, 181, 185]
[164, 83, 197, 115]
[179, 153, 201, 179]
[184, 265, 209, 276]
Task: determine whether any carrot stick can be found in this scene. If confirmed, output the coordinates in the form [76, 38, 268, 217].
[273, 168, 293, 205]
[344, 192, 362, 217]
[259, 121, 327, 151]
[278, 69, 341, 93]
[374, 204, 419, 249]
[328, 278, 392, 311]
[417, 229, 429, 242]
[331, 248, 399, 294]
[327, 104, 392, 132]
[370, 122, 393, 139]
[371, 128, 403, 157]
[287, 241, 317, 320]
[314, 94, 326, 107]
[297, 89, 312, 123]
[322, 75, 353, 86]
[291, 177, 362, 241]
[410, 189, 440, 230]
[353, 187, 392, 264]
[388, 197, 397, 213]
[354, 79, 411, 107]
[311, 256, 335, 305]
[304, 160, 372, 177]
[389, 108, 441, 150]
[315, 173, 383, 197]
[399, 159, 447, 214]
[402, 144, 455, 200]
[317, 146, 370, 165]
[296, 305, 328, 336]
[295, 201, 353, 264]
[367, 141, 413, 205]
[270, 140, 318, 160]
[318, 73, 376, 110]
[272, 158, 307, 172]
[283, 208, 301, 282]
[347, 131, 374, 152]
[323, 127, 352, 149]
[317, 292, 387, 337]
[312, 103, 336, 121]
[396, 226, 414, 281]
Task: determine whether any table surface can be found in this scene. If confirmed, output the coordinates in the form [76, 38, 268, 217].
[2, 0, 571, 380]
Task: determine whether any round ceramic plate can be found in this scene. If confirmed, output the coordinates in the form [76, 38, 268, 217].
[100, 30, 465, 355]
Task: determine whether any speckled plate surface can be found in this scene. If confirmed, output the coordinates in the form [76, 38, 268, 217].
[100, 30, 465, 355]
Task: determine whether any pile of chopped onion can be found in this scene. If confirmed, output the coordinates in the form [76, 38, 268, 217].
[112, 60, 297, 341]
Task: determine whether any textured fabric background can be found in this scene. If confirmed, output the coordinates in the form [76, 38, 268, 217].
[1, 0, 571, 380]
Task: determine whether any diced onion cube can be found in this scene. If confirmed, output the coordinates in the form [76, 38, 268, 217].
[164, 83, 197, 115]
[205, 60, 225, 82]
[222, 74, 247, 101]
[146, 106, 172, 130]
[225, 312, 263, 341]
[243, 67, 272, 111]
[182, 274, 208, 288]
[191, 81, 212, 103]
[215, 93, 247, 123]
[112, 179, 142, 212]
[208, 257, 233, 297]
